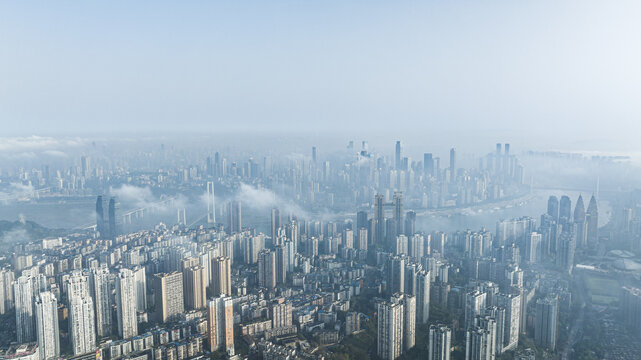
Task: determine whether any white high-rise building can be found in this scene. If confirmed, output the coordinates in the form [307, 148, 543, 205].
[90, 265, 113, 337]
[497, 293, 520, 352]
[15, 275, 35, 343]
[133, 266, 147, 312]
[377, 293, 416, 360]
[0, 268, 15, 314]
[35, 292, 60, 360]
[416, 270, 431, 324]
[116, 269, 138, 339]
[67, 271, 96, 355]
[207, 181, 216, 223]
[465, 290, 487, 330]
[208, 295, 234, 356]
[429, 324, 452, 360]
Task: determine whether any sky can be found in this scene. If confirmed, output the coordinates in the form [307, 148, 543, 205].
[1, 1, 641, 151]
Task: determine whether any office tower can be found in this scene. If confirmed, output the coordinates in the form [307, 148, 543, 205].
[108, 197, 117, 238]
[116, 269, 138, 339]
[207, 181, 216, 223]
[526, 232, 542, 264]
[622, 286, 641, 334]
[35, 292, 60, 360]
[465, 290, 487, 330]
[496, 293, 520, 352]
[393, 192, 404, 235]
[356, 211, 368, 230]
[416, 270, 430, 324]
[429, 324, 452, 360]
[228, 201, 242, 234]
[258, 250, 276, 289]
[574, 195, 587, 247]
[0, 268, 15, 314]
[395, 141, 402, 170]
[449, 148, 456, 176]
[535, 296, 558, 351]
[212, 256, 231, 296]
[547, 196, 559, 221]
[183, 266, 206, 310]
[153, 272, 184, 323]
[96, 196, 105, 236]
[377, 293, 416, 360]
[465, 327, 493, 360]
[559, 196, 571, 222]
[68, 288, 96, 354]
[405, 211, 416, 237]
[556, 230, 576, 274]
[15, 275, 35, 343]
[208, 295, 235, 356]
[275, 245, 288, 284]
[424, 153, 434, 177]
[271, 207, 281, 242]
[90, 265, 113, 337]
[586, 195, 598, 247]
[387, 256, 405, 295]
[132, 266, 147, 312]
[271, 300, 293, 328]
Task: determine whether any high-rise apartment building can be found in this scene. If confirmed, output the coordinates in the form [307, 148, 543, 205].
[35, 291, 60, 360]
[90, 265, 113, 337]
[116, 269, 138, 339]
[153, 272, 184, 323]
[208, 295, 235, 356]
[428, 324, 452, 360]
[211, 256, 231, 296]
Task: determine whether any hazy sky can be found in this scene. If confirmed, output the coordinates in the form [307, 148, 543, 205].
[1, 1, 640, 150]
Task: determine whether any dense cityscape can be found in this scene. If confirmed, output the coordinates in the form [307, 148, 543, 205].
[0, 139, 639, 360]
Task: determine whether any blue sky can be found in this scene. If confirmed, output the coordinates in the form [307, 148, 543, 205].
[1, 1, 640, 150]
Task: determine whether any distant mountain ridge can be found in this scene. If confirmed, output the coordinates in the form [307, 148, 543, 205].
[0, 220, 66, 244]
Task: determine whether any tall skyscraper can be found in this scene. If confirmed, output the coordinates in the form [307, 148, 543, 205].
[428, 324, 452, 360]
[559, 195, 571, 222]
[424, 153, 434, 177]
[416, 270, 431, 324]
[207, 181, 216, 223]
[395, 141, 402, 170]
[108, 197, 117, 239]
[405, 211, 416, 237]
[67, 271, 96, 355]
[449, 148, 456, 177]
[153, 272, 184, 323]
[271, 207, 281, 242]
[228, 201, 242, 234]
[90, 265, 113, 337]
[393, 192, 404, 235]
[496, 292, 520, 352]
[0, 268, 15, 315]
[275, 245, 288, 284]
[547, 196, 559, 221]
[586, 195, 598, 247]
[258, 250, 276, 289]
[35, 292, 60, 360]
[465, 290, 487, 331]
[211, 256, 231, 296]
[208, 295, 235, 356]
[375, 194, 386, 245]
[535, 296, 558, 351]
[574, 195, 587, 247]
[116, 269, 138, 339]
[183, 265, 206, 310]
[132, 266, 147, 312]
[356, 211, 368, 230]
[96, 195, 105, 237]
[465, 327, 493, 360]
[15, 275, 35, 343]
[387, 256, 405, 295]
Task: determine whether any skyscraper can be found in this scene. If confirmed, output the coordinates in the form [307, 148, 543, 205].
[424, 153, 434, 177]
[108, 197, 117, 239]
[116, 269, 138, 339]
[449, 148, 456, 178]
[211, 256, 231, 296]
[258, 250, 276, 290]
[387, 256, 405, 295]
[559, 196, 571, 222]
[271, 207, 281, 242]
[416, 270, 431, 324]
[228, 201, 242, 234]
[535, 296, 558, 351]
[208, 295, 235, 356]
[183, 265, 206, 310]
[395, 141, 402, 170]
[496, 292, 520, 352]
[67, 271, 96, 355]
[574, 195, 587, 248]
[465, 290, 487, 331]
[153, 272, 184, 323]
[0, 268, 14, 315]
[90, 265, 113, 337]
[428, 324, 452, 360]
[377, 293, 416, 360]
[35, 292, 60, 360]
[207, 181, 216, 224]
[15, 275, 35, 343]
[96, 195, 105, 237]
[132, 266, 147, 312]
[547, 196, 559, 221]
[393, 192, 404, 235]
[586, 195, 598, 247]
[465, 327, 493, 360]
[375, 194, 385, 245]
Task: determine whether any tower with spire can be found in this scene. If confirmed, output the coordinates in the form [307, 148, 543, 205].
[574, 195, 587, 248]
